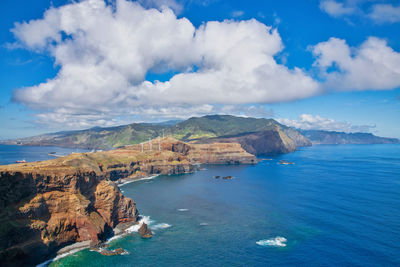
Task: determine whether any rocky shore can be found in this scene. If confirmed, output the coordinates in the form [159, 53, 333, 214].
[0, 138, 256, 266]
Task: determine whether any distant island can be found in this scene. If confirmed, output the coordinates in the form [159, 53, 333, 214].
[301, 130, 399, 145]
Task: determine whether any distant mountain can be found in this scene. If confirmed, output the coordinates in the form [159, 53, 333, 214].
[1, 115, 311, 155]
[301, 130, 400, 145]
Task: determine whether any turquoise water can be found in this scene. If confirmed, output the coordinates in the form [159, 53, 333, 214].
[3, 144, 400, 266]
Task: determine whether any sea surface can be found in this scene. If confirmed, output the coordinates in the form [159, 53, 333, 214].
[2, 144, 400, 266]
[0, 144, 90, 165]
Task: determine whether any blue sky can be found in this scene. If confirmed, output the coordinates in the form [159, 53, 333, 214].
[0, 0, 399, 139]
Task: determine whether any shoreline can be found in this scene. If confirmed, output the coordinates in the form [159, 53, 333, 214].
[117, 175, 161, 187]
[37, 241, 92, 267]
[36, 220, 140, 266]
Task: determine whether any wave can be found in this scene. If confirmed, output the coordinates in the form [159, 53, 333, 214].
[256, 236, 287, 247]
[126, 216, 153, 233]
[107, 234, 125, 243]
[152, 223, 172, 230]
[118, 175, 160, 187]
[199, 222, 209, 226]
[38, 215, 170, 265]
[125, 216, 171, 232]
[37, 245, 89, 267]
[178, 208, 189, 212]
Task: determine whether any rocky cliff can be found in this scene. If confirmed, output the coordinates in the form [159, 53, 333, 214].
[0, 138, 255, 266]
[192, 127, 298, 155]
[0, 169, 138, 266]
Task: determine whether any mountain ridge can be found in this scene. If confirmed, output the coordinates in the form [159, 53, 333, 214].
[301, 130, 400, 145]
[1, 115, 311, 155]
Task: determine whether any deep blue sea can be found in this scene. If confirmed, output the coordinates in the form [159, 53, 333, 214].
[2, 144, 400, 266]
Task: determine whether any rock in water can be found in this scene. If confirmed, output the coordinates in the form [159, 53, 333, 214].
[139, 223, 153, 238]
[99, 248, 126, 256]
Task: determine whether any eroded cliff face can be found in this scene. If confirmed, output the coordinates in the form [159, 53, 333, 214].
[193, 128, 298, 155]
[0, 170, 138, 266]
[0, 138, 256, 266]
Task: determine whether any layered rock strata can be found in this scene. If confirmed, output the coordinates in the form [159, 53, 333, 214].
[193, 128, 298, 155]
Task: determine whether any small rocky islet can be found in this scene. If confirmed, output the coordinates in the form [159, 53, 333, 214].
[214, 175, 234, 179]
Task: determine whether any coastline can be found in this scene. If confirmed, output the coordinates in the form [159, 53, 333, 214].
[0, 137, 257, 265]
[37, 241, 92, 267]
[117, 175, 161, 187]
[36, 220, 141, 266]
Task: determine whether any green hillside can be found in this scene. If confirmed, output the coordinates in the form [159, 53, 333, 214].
[3, 115, 303, 150]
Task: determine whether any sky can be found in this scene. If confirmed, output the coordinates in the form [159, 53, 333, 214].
[0, 0, 399, 139]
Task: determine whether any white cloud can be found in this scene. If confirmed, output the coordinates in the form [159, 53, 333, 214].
[11, 0, 320, 128]
[320, 0, 355, 17]
[34, 104, 273, 129]
[319, 0, 400, 24]
[277, 114, 375, 133]
[369, 4, 400, 23]
[312, 37, 400, 91]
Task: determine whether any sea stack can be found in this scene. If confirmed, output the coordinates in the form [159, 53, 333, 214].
[139, 223, 153, 238]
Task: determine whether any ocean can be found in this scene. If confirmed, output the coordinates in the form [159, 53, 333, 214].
[0, 144, 90, 165]
[2, 144, 400, 266]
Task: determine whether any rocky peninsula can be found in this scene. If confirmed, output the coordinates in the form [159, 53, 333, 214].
[0, 138, 255, 266]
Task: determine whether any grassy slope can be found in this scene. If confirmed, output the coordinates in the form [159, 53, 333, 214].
[7, 115, 284, 149]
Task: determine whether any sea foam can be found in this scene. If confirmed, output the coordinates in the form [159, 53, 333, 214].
[37, 247, 88, 267]
[178, 208, 189, 212]
[152, 223, 172, 230]
[125, 216, 171, 233]
[256, 237, 287, 247]
[118, 175, 160, 187]
[126, 216, 153, 233]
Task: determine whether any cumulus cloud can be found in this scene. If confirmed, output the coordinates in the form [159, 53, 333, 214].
[277, 114, 375, 133]
[10, 0, 320, 127]
[312, 37, 400, 91]
[9, 0, 400, 129]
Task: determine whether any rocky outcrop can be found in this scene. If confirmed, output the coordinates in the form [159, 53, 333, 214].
[0, 138, 255, 266]
[0, 170, 138, 266]
[194, 128, 297, 156]
[138, 223, 153, 238]
[280, 127, 312, 147]
[186, 142, 257, 164]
